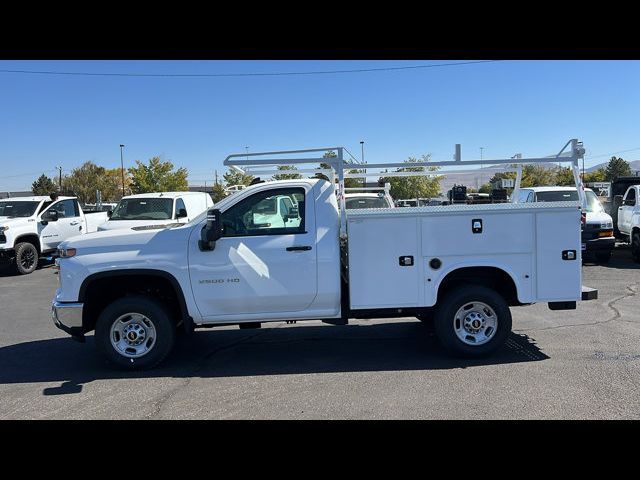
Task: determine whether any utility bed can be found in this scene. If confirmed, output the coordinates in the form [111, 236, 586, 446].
[345, 201, 582, 309]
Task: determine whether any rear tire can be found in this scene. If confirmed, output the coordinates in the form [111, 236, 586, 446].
[595, 251, 611, 263]
[434, 285, 511, 357]
[95, 295, 176, 370]
[14, 242, 38, 275]
[632, 232, 640, 263]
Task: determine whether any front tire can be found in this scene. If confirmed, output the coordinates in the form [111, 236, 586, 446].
[14, 242, 38, 275]
[95, 296, 176, 370]
[434, 285, 511, 357]
[632, 231, 640, 263]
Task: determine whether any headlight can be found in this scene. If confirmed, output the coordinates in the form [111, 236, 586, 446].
[57, 247, 77, 258]
[0, 226, 8, 232]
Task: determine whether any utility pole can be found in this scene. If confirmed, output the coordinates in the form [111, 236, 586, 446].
[56, 166, 62, 191]
[215, 169, 218, 185]
[245, 146, 249, 161]
[119, 144, 125, 197]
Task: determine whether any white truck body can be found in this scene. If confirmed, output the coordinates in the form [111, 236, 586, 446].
[51, 140, 597, 369]
[0, 195, 109, 274]
[617, 184, 640, 261]
[97, 191, 213, 232]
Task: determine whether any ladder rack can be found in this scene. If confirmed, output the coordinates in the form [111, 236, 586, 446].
[224, 139, 586, 238]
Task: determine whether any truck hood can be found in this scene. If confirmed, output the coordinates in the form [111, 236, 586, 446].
[0, 217, 34, 227]
[585, 210, 613, 226]
[61, 223, 195, 254]
[97, 219, 182, 231]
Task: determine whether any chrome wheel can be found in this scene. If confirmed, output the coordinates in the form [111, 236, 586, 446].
[453, 301, 498, 346]
[110, 313, 157, 358]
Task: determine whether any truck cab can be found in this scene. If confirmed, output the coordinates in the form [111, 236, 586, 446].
[98, 191, 214, 232]
[0, 195, 109, 274]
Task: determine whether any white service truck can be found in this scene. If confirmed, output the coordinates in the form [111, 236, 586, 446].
[51, 140, 597, 369]
[616, 184, 640, 262]
[0, 195, 109, 274]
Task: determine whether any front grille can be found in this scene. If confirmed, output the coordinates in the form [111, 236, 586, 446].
[0, 234, 6, 243]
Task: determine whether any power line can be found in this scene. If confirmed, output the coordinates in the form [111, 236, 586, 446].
[0, 60, 502, 78]
[587, 147, 640, 160]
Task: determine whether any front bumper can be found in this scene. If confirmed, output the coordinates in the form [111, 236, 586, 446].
[582, 236, 615, 252]
[51, 299, 85, 340]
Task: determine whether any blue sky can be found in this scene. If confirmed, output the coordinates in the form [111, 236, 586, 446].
[1, 60, 640, 191]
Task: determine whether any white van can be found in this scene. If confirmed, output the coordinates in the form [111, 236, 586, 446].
[98, 192, 213, 232]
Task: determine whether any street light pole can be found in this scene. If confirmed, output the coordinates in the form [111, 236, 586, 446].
[56, 166, 62, 192]
[119, 144, 125, 197]
[360, 141, 365, 187]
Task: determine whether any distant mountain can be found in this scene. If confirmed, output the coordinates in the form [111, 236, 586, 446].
[586, 160, 640, 172]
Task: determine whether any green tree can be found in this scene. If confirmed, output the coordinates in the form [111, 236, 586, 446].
[604, 156, 632, 182]
[211, 182, 227, 203]
[128, 156, 188, 194]
[31, 174, 57, 195]
[101, 168, 132, 201]
[584, 168, 606, 183]
[520, 165, 555, 187]
[63, 161, 109, 204]
[379, 155, 441, 200]
[223, 168, 254, 187]
[272, 165, 302, 180]
[555, 167, 576, 186]
[478, 183, 493, 194]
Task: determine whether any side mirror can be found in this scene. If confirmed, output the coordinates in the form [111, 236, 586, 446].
[41, 210, 58, 224]
[176, 208, 188, 219]
[198, 209, 223, 251]
[614, 195, 624, 207]
[107, 210, 113, 218]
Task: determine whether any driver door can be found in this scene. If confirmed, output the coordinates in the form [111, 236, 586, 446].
[188, 186, 318, 319]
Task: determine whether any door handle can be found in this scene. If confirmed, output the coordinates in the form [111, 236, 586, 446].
[286, 246, 312, 251]
[70, 221, 80, 225]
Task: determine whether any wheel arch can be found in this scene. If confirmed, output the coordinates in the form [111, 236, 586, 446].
[435, 265, 521, 306]
[14, 234, 42, 253]
[79, 269, 192, 333]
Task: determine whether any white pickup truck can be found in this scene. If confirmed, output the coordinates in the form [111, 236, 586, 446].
[51, 141, 598, 370]
[616, 184, 640, 262]
[0, 195, 109, 274]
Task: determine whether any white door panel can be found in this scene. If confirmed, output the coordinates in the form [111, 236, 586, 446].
[189, 232, 317, 316]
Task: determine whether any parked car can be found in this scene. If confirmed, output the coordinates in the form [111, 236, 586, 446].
[97, 192, 213, 232]
[516, 186, 615, 263]
[0, 195, 109, 274]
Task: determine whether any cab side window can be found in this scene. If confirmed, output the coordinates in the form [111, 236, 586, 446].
[175, 198, 187, 217]
[624, 188, 636, 205]
[221, 188, 305, 237]
[52, 199, 79, 218]
[517, 190, 530, 203]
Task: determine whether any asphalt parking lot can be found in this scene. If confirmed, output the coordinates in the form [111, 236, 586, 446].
[0, 247, 639, 419]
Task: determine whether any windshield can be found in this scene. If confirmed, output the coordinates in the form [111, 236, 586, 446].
[345, 197, 390, 209]
[0, 201, 40, 217]
[535, 190, 603, 212]
[110, 198, 174, 220]
[585, 191, 604, 213]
